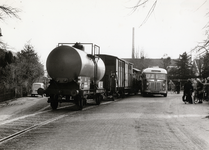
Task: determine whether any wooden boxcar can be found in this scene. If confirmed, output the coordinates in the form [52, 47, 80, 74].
[97, 54, 134, 98]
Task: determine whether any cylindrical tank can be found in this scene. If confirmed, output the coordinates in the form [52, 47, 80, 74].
[46, 45, 105, 83]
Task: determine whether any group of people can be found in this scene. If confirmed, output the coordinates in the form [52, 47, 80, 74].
[182, 77, 209, 104]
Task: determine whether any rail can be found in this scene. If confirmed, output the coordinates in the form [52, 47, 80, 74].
[0, 99, 116, 145]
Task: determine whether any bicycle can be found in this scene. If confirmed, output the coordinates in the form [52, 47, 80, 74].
[182, 92, 193, 104]
[193, 89, 203, 104]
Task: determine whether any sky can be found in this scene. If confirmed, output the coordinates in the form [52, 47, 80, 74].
[0, 0, 209, 66]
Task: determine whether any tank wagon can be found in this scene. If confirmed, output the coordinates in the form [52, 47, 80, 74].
[43, 43, 105, 110]
[97, 54, 139, 99]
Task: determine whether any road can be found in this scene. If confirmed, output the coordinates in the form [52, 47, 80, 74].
[0, 93, 209, 150]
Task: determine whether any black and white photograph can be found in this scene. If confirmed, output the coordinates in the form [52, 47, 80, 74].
[0, 0, 209, 149]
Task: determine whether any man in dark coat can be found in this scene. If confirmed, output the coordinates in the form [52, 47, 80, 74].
[183, 79, 193, 104]
[175, 79, 181, 94]
[205, 77, 209, 101]
[196, 78, 203, 103]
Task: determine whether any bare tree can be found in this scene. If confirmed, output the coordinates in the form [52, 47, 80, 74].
[0, 5, 20, 47]
[0, 5, 20, 20]
[134, 47, 139, 58]
[190, 7, 209, 58]
[204, 14, 209, 51]
[131, 0, 209, 62]
[161, 54, 171, 70]
[130, 0, 157, 27]
[140, 48, 146, 59]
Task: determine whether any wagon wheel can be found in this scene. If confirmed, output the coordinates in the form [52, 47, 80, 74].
[95, 94, 102, 105]
[75, 95, 84, 110]
[111, 96, 115, 101]
[142, 92, 146, 97]
[50, 95, 58, 110]
[119, 91, 125, 98]
[83, 98, 87, 106]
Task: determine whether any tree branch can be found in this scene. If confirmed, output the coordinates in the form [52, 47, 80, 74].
[139, 0, 157, 27]
[0, 5, 20, 20]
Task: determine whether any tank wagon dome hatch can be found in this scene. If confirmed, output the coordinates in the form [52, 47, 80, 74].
[46, 43, 105, 83]
[72, 42, 85, 51]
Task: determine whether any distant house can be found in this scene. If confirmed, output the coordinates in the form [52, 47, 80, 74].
[123, 58, 177, 71]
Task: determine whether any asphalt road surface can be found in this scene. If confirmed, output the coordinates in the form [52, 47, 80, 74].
[0, 93, 209, 150]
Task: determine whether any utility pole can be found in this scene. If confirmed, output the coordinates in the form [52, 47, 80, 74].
[0, 28, 2, 36]
[132, 27, 135, 59]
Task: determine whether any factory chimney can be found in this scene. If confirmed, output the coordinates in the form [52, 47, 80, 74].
[132, 27, 135, 59]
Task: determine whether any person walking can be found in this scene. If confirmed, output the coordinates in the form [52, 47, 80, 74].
[183, 79, 193, 104]
[196, 78, 203, 103]
[169, 80, 175, 93]
[204, 77, 209, 101]
[175, 79, 181, 94]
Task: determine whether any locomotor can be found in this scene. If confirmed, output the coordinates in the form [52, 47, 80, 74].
[44, 43, 105, 110]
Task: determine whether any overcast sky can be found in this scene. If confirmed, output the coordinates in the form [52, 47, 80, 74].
[1, 0, 208, 65]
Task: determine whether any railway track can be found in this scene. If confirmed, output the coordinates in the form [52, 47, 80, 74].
[0, 100, 114, 145]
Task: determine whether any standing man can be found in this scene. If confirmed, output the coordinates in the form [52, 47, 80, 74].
[204, 77, 209, 101]
[175, 79, 181, 94]
[183, 79, 193, 104]
[168, 80, 175, 92]
[196, 78, 203, 103]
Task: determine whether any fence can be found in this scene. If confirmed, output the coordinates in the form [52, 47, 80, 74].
[0, 89, 15, 102]
[0, 87, 27, 102]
